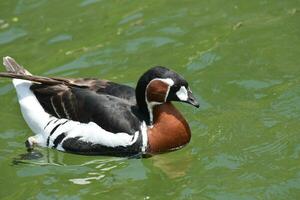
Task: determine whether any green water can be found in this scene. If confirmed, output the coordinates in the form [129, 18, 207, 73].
[0, 0, 299, 199]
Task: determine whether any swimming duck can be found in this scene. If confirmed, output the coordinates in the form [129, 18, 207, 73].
[0, 57, 199, 157]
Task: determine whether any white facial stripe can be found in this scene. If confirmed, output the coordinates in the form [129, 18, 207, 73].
[157, 78, 174, 86]
[176, 86, 188, 101]
[145, 78, 174, 125]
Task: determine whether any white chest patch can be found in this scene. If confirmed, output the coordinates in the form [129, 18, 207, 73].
[176, 86, 188, 101]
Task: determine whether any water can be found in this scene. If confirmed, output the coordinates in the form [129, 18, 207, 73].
[0, 0, 299, 199]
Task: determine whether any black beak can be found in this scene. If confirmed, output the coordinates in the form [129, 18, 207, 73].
[186, 90, 200, 108]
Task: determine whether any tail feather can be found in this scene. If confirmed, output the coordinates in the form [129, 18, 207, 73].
[1, 56, 88, 88]
[3, 56, 29, 75]
[0, 72, 65, 85]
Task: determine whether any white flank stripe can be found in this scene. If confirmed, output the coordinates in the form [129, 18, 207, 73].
[63, 122, 139, 147]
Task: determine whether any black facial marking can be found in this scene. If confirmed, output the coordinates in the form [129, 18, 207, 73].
[167, 79, 189, 102]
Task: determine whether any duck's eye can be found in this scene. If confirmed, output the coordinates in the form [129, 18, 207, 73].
[173, 84, 180, 90]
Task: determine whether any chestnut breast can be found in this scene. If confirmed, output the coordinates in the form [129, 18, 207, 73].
[147, 102, 191, 153]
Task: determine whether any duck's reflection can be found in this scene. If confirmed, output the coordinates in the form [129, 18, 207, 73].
[149, 152, 192, 179]
[12, 148, 193, 184]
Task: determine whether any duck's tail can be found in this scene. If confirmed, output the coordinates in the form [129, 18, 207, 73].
[0, 56, 63, 85]
[3, 56, 30, 75]
[0, 56, 86, 87]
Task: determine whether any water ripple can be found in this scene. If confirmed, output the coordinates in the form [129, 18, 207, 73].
[0, 84, 13, 96]
[228, 79, 282, 90]
[44, 49, 116, 75]
[15, 0, 47, 14]
[0, 27, 27, 45]
[159, 26, 186, 36]
[79, 0, 102, 7]
[187, 51, 220, 71]
[119, 12, 143, 25]
[125, 36, 175, 53]
[203, 153, 243, 170]
[243, 134, 288, 156]
[47, 34, 72, 45]
[271, 84, 300, 119]
[70, 174, 105, 185]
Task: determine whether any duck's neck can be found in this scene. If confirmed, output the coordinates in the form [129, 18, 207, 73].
[146, 102, 191, 153]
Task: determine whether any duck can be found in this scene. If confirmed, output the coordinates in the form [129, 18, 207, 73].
[0, 56, 199, 157]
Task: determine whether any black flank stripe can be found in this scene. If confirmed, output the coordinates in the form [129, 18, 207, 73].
[60, 120, 69, 126]
[47, 123, 62, 146]
[53, 119, 60, 124]
[44, 118, 55, 130]
[53, 133, 66, 148]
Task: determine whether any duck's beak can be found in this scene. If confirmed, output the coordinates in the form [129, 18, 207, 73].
[186, 89, 199, 108]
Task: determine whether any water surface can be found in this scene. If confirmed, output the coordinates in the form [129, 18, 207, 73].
[0, 0, 299, 199]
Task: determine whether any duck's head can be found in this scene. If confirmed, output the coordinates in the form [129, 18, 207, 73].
[136, 66, 199, 124]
